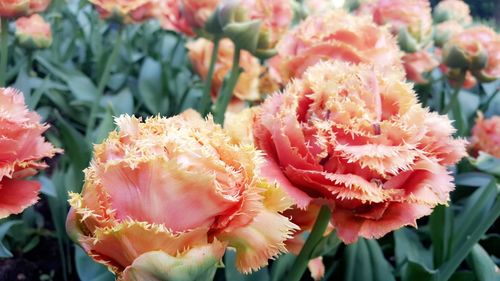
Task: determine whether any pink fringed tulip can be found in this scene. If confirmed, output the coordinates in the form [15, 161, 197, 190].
[470, 113, 500, 158]
[0, 88, 60, 218]
[403, 50, 438, 83]
[269, 10, 403, 84]
[15, 14, 52, 49]
[0, 0, 51, 18]
[253, 61, 467, 243]
[66, 110, 297, 280]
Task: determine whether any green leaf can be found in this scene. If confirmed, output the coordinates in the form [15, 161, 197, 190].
[93, 107, 115, 143]
[54, 111, 91, 174]
[394, 228, 432, 269]
[470, 152, 500, 177]
[0, 220, 22, 258]
[224, 251, 270, 281]
[466, 244, 497, 281]
[138, 57, 169, 114]
[39, 175, 57, 197]
[311, 230, 341, 258]
[75, 247, 115, 281]
[344, 239, 396, 281]
[430, 205, 454, 267]
[270, 254, 295, 281]
[400, 261, 436, 281]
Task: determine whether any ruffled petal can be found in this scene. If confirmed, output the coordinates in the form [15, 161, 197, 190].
[0, 179, 40, 219]
[120, 241, 226, 281]
[218, 210, 298, 273]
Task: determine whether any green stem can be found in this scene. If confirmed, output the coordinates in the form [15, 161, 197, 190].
[0, 18, 9, 87]
[213, 46, 241, 125]
[199, 36, 221, 117]
[86, 27, 124, 138]
[442, 86, 460, 114]
[286, 205, 332, 281]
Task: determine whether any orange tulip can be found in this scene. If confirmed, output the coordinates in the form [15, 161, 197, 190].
[253, 61, 467, 243]
[0, 88, 61, 218]
[0, 0, 50, 18]
[15, 14, 52, 49]
[470, 113, 500, 158]
[187, 38, 263, 111]
[269, 9, 404, 84]
[66, 110, 297, 279]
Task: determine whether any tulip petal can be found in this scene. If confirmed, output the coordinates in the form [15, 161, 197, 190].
[219, 210, 298, 273]
[0, 179, 40, 219]
[120, 241, 225, 281]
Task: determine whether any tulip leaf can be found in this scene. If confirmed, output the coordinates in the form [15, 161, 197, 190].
[0, 220, 22, 258]
[75, 247, 115, 281]
[138, 57, 169, 114]
[344, 239, 396, 281]
[470, 152, 500, 177]
[466, 244, 497, 281]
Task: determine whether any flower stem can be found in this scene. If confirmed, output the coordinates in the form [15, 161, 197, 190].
[199, 36, 221, 117]
[286, 205, 332, 281]
[213, 46, 241, 125]
[0, 17, 9, 87]
[442, 86, 460, 114]
[86, 27, 123, 138]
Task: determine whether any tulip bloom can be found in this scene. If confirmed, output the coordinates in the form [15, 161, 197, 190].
[443, 25, 500, 82]
[269, 9, 403, 84]
[15, 14, 52, 49]
[470, 113, 500, 158]
[434, 21, 464, 47]
[433, 0, 472, 25]
[89, 0, 154, 23]
[358, 0, 432, 52]
[66, 110, 297, 279]
[403, 50, 438, 84]
[0, 88, 60, 218]
[253, 61, 467, 243]
[0, 0, 50, 18]
[187, 38, 263, 110]
[155, 0, 219, 36]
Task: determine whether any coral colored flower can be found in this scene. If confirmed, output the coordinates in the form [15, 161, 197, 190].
[433, 0, 472, 25]
[308, 257, 325, 281]
[0, 0, 30, 18]
[358, 0, 432, 52]
[470, 113, 500, 158]
[155, 0, 219, 36]
[443, 25, 500, 82]
[253, 61, 467, 243]
[434, 21, 464, 47]
[15, 14, 52, 49]
[187, 38, 264, 109]
[89, 0, 154, 23]
[0, 88, 60, 219]
[403, 50, 438, 83]
[66, 110, 297, 279]
[269, 9, 403, 84]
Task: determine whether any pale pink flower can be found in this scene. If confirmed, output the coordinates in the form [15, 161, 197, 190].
[15, 14, 52, 49]
[89, 0, 155, 23]
[403, 50, 438, 83]
[434, 0, 472, 25]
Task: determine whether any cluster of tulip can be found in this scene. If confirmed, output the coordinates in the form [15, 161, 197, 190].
[0, 0, 498, 281]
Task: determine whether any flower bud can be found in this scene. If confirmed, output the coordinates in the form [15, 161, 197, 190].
[434, 21, 464, 48]
[89, 0, 155, 24]
[28, 0, 51, 13]
[470, 112, 500, 158]
[433, 0, 472, 25]
[15, 14, 52, 49]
